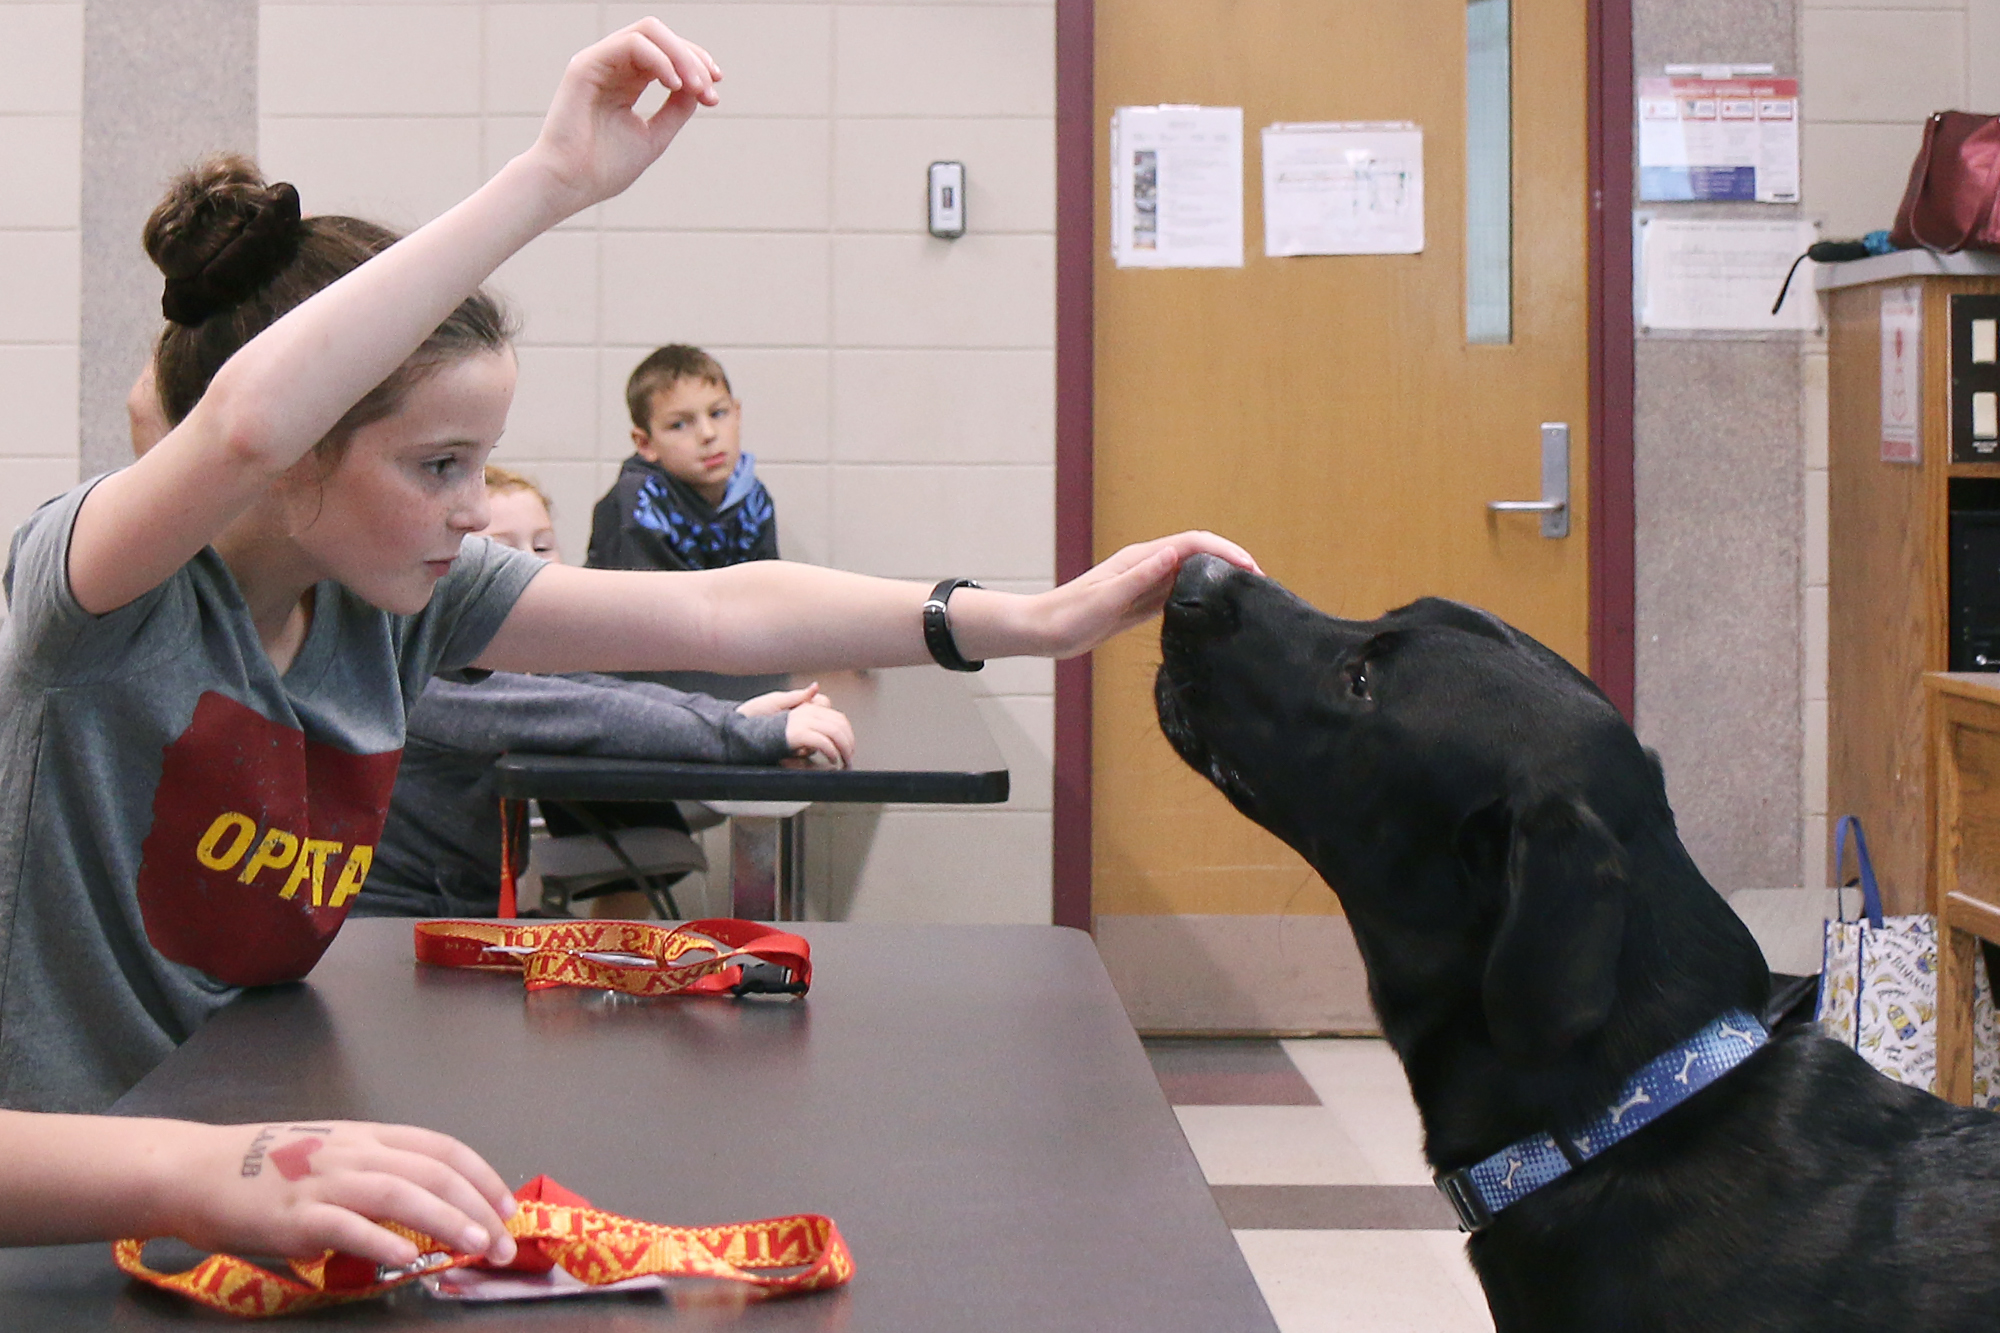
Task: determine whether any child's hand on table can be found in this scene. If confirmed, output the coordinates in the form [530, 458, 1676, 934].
[739, 684, 854, 769]
[149, 1119, 519, 1267]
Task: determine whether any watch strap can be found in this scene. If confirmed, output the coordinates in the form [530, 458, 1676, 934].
[923, 578, 985, 672]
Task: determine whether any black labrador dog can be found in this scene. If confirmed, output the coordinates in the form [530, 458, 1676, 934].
[1154, 554, 2000, 1332]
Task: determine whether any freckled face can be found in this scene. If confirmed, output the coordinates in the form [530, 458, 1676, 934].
[283, 350, 516, 614]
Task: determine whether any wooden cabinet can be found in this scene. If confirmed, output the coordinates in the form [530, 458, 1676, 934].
[1826, 255, 2000, 912]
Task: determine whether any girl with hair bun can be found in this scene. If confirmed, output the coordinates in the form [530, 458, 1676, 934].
[0, 16, 1254, 1257]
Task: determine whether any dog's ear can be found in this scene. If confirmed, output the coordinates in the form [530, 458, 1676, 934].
[1482, 792, 1627, 1067]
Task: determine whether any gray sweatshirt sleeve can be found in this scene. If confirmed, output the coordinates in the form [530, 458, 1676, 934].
[407, 671, 792, 763]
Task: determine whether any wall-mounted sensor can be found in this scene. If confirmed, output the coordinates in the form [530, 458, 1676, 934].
[928, 161, 966, 239]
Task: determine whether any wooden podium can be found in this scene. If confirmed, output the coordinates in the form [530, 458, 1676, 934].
[1824, 252, 2000, 912]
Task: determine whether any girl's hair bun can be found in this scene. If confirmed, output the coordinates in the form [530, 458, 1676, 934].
[144, 153, 304, 326]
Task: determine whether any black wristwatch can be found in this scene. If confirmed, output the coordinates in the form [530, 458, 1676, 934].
[923, 578, 985, 672]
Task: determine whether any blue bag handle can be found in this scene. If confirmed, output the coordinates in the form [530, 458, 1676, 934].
[1833, 815, 1886, 928]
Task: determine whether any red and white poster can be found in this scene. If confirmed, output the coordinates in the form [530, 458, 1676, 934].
[1881, 286, 1923, 465]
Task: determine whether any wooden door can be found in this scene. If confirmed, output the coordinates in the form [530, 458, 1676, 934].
[1092, 0, 1592, 1026]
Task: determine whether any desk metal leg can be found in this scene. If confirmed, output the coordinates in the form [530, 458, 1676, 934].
[498, 796, 519, 919]
[729, 813, 807, 922]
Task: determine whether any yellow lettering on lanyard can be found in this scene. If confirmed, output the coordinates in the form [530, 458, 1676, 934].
[236, 828, 300, 885]
[278, 839, 345, 905]
[194, 812, 258, 871]
[327, 844, 374, 908]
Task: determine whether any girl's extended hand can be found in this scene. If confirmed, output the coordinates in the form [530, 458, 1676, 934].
[529, 18, 722, 216]
[1032, 531, 1262, 659]
[740, 684, 855, 769]
[153, 1120, 518, 1267]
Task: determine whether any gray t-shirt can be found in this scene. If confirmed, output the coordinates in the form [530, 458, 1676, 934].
[0, 479, 545, 1111]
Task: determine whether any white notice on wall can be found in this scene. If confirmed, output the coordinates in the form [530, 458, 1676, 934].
[1110, 105, 1243, 268]
[1261, 122, 1425, 257]
[1637, 217, 1821, 332]
[1880, 285, 1923, 464]
[1638, 74, 1800, 204]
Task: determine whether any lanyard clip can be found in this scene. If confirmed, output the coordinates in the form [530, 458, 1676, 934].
[732, 960, 808, 996]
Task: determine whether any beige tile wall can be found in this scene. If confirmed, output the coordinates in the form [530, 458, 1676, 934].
[1797, 0, 2000, 884]
[0, 3, 84, 551]
[259, 0, 1057, 922]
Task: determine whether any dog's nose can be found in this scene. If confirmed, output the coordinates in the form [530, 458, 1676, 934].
[1163, 552, 1242, 640]
[1170, 553, 1237, 610]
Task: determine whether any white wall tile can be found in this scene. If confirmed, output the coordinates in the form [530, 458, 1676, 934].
[973, 691, 1051, 809]
[0, 230, 79, 342]
[0, 456, 77, 543]
[600, 231, 830, 346]
[1802, 814, 1829, 889]
[1803, 696, 1828, 819]
[1800, 122, 1927, 240]
[830, 462, 1052, 579]
[0, 5, 83, 115]
[832, 349, 1051, 462]
[0, 345, 78, 457]
[260, 117, 484, 230]
[261, 5, 482, 115]
[1977, 0, 2000, 110]
[832, 118, 1053, 233]
[604, 118, 831, 230]
[1803, 583, 1828, 702]
[834, 7, 1053, 117]
[699, 347, 831, 462]
[485, 4, 603, 115]
[1802, 10, 1966, 123]
[1802, 348, 1829, 470]
[491, 230, 600, 345]
[0, 116, 79, 228]
[968, 654, 1053, 696]
[833, 234, 1052, 348]
[506, 345, 600, 461]
[1803, 467, 1829, 587]
[757, 461, 831, 564]
[1803, 0, 1962, 8]
[603, 4, 833, 117]
[816, 808, 1050, 922]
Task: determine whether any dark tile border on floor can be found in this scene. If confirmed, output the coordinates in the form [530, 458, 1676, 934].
[1143, 1038, 1321, 1106]
[1214, 1185, 1462, 1231]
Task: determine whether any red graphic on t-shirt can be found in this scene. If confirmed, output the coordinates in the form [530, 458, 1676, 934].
[135, 691, 402, 987]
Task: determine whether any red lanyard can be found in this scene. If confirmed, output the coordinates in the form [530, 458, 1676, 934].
[412, 917, 811, 996]
[117, 1174, 852, 1317]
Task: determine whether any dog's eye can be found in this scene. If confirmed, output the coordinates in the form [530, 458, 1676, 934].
[1347, 661, 1372, 701]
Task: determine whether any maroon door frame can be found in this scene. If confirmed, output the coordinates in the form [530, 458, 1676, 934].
[1050, 0, 1637, 931]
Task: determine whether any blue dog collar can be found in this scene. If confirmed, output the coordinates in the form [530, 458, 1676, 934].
[1435, 1010, 1768, 1232]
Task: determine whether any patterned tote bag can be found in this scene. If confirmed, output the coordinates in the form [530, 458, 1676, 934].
[1816, 816, 2000, 1107]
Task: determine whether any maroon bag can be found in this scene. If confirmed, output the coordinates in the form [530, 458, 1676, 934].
[1890, 111, 2000, 253]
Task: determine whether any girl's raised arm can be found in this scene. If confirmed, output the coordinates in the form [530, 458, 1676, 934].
[474, 531, 1262, 675]
[66, 20, 721, 616]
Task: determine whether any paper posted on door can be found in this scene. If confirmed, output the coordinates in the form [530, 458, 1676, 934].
[1261, 122, 1425, 258]
[1110, 105, 1244, 269]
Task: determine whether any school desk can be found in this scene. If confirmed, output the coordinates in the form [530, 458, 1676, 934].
[0, 918, 1279, 1331]
[495, 666, 1011, 919]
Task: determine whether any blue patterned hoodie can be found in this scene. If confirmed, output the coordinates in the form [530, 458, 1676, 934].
[585, 451, 779, 572]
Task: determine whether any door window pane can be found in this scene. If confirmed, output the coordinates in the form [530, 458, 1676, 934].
[1466, 0, 1513, 344]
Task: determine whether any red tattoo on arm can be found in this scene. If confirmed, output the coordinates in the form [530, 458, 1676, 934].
[268, 1136, 324, 1182]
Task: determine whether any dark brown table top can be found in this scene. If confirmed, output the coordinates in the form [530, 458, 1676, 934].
[494, 667, 1010, 804]
[0, 920, 1278, 1331]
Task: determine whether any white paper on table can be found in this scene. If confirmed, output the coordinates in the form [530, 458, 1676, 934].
[1636, 217, 1821, 332]
[1261, 122, 1424, 257]
[425, 1264, 668, 1303]
[1110, 105, 1243, 268]
[1879, 285, 1923, 464]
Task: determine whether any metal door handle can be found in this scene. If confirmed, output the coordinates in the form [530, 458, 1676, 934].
[1486, 423, 1570, 539]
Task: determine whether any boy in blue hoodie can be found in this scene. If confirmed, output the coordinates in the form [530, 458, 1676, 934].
[586, 345, 779, 571]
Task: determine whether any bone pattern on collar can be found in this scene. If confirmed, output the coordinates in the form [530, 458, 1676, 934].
[1435, 1010, 1770, 1232]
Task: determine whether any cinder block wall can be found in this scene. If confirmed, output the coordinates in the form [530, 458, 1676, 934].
[252, 0, 1057, 922]
[0, 3, 84, 542]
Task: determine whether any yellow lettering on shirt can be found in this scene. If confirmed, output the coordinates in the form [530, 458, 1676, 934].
[237, 828, 300, 885]
[279, 839, 345, 906]
[194, 812, 258, 871]
[327, 844, 374, 908]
